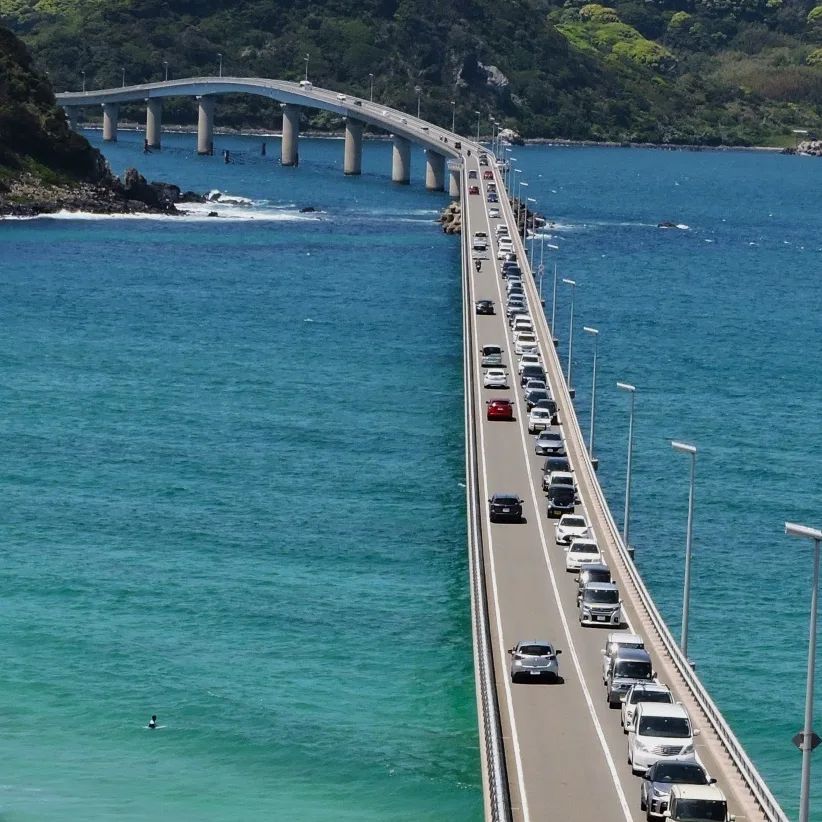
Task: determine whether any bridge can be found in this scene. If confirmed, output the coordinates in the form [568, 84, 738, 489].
[56, 78, 789, 822]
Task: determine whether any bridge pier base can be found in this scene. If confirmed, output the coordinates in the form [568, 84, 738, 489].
[145, 98, 162, 149]
[425, 150, 445, 191]
[281, 104, 300, 167]
[391, 135, 410, 184]
[197, 96, 215, 155]
[102, 103, 119, 142]
[448, 163, 461, 198]
[344, 117, 363, 175]
[65, 106, 81, 133]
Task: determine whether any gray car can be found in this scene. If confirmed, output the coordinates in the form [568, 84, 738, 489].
[508, 640, 563, 683]
[535, 430, 565, 456]
[640, 760, 715, 820]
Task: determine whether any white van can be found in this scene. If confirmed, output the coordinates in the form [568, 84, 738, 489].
[299, 80, 313, 89]
[628, 702, 697, 775]
[512, 316, 533, 334]
[665, 785, 734, 822]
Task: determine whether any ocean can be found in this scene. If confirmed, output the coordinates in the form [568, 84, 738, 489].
[0, 130, 820, 819]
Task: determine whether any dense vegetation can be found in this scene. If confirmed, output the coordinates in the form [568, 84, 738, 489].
[2, 0, 822, 144]
[0, 24, 107, 183]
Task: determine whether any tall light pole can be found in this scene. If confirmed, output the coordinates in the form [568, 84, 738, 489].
[217, 52, 223, 78]
[520, 182, 529, 240]
[121, 67, 125, 87]
[369, 72, 374, 102]
[414, 85, 421, 119]
[583, 327, 599, 460]
[81, 69, 86, 92]
[304, 53, 310, 82]
[562, 278, 576, 387]
[617, 382, 636, 548]
[786, 521, 822, 822]
[513, 168, 522, 222]
[475, 110, 481, 141]
[163, 61, 169, 82]
[504, 149, 512, 189]
[451, 100, 456, 132]
[672, 441, 697, 659]
[527, 197, 537, 258]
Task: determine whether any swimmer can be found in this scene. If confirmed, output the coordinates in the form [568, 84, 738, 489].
[148, 715, 157, 729]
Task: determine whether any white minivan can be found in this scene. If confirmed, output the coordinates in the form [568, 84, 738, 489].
[512, 316, 533, 334]
[628, 702, 698, 775]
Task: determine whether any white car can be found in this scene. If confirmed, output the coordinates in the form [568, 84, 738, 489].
[336, 93, 347, 101]
[565, 538, 602, 571]
[601, 632, 645, 682]
[497, 242, 514, 259]
[628, 702, 697, 775]
[621, 683, 674, 733]
[495, 224, 509, 236]
[555, 514, 588, 545]
[473, 237, 488, 252]
[518, 353, 542, 372]
[524, 379, 547, 393]
[514, 333, 537, 355]
[483, 369, 508, 389]
[528, 408, 553, 434]
[489, 207, 500, 219]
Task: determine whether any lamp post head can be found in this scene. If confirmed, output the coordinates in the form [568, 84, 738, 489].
[617, 381, 636, 393]
[547, 243, 559, 250]
[583, 326, 599, 336]
[520, 181, 528, 187]
[562, 277, 576, 286]
[671, 440, 697, 455]
[786, 522, 822, 541]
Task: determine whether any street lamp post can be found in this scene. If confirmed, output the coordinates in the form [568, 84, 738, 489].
[217, 52, 223, 77]
[304, 53, 310, 82]
[163, 61, 169, 82]
[513, 168, 522, 222]
[527, 198, 536, 258]
[583, 327, 599, 461]
[785, 521, 822, 822]
[121, 67, 125, 87]
[369, 73, 374, 102]
[672, 441, 697, 659]
[504, 149, 512, 189]
[475, 110, 481, 141]
[562, 278, 576, 387]
[617, 382, 636, 548]
[520, 182, 529, 240]
[415, 85, 421, 119]
[81, 70, 86, 92]
[451, 100, 456, 133]
[550, 257, 559, 335]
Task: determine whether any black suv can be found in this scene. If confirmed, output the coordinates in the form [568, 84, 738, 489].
[546, 484, 575, 518]
[488, 493, 523, 523]
[475, 299, 495, 315]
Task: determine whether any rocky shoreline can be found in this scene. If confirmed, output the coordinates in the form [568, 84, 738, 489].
[0, 167, 204, 218]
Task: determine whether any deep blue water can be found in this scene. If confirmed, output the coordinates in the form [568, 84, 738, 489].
[0, 130, 820, 818]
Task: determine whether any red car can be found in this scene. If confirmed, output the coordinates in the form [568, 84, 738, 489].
[486, 399, 514, 421]
[483, 170, 494, 180]
[469, 185, 480, 195]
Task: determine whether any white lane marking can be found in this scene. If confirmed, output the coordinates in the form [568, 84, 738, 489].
[467, 164, 532, 822]
[485, 212, 635, 822]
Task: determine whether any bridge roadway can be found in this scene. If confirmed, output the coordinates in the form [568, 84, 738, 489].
[460, 151, 777, 822]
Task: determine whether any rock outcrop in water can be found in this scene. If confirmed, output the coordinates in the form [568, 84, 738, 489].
[0, 25, 199, 217]
[440, 201, 462, 234]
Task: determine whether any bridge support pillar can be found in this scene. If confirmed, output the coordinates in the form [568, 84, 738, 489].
[425, 150, 446, 191]
[343, 117, 364, 175]
[197, 96, 215, 156]
[102, 103, 119, 142]
[448, 163, 461, 198]
[281, 104, 300, 167]
[391, 135, 410, 184]
[145, 98, 162, 149]
[65, 106, 81, 133]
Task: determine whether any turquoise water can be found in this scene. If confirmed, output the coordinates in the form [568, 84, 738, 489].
[1, 131, 820, 819]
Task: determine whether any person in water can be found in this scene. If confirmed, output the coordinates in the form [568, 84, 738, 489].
[148, 715, 157, 729]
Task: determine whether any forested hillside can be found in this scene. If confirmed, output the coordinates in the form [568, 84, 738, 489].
[3, 0, 822, 144]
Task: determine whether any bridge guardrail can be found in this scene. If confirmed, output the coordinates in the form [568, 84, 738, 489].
[493, 155, 788, 822]
[460, 170, 514, 822]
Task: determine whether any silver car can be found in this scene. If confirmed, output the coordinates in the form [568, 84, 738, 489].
[508, 640, 563, 683]
[535, 430, 565, 456]
[640, 760, 715, 820]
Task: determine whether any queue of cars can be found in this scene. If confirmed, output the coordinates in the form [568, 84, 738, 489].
[472, 162, 734, 821]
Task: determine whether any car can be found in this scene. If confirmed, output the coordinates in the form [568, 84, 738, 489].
[421, 125, 429, 131]
[488, 493, 522, 523]
[503, 267, 522, 280]
[547, 471, 575, 497]
[640, 761, 715, 821]
[481, 344, 503, 367]
[556, 514, 589, 545]
[506, 297, 527, 313]
[299, 80, 313, 89]
[514, 333, 538, 355]
[542, 455, 570, 476]
[507, 307, 529, 325]
[508, 640, 562, 683]
[663, 784, 731, 822]
[400, 116, 408, 123]
[525, 389, 550, 410]
[354, 100, 363, 106]
[501, 252, 518, 264]
[528, 407, 553, 434]
[622, 683, 674, 734]
[520, 365, 545, 387]
[497, 244, 514, 260]
[484, 368, 508, 388]
[495, 224, 510, 236]
[601, 632, 646, 683]
[483, 169, 494, 179]
[486, 399, 514, 421]
[518, 353, 542, 372]
[336, 93, 347, 101]
[489, 207, 500, 219]
[498, 237, 514, 250]
[534, 398, 558, 426]
[487, 182, 497, 191]
[579, 582, 623, 627]
[524, 379, 547, 394]
[468, 170, 478, 179]
[575, 562, 612, 603]
[628, 702, 697, 775]
[473, 236, 488, 251]
[534, 430, 565, 456]
[605, 646, 655, 708]
[469, 185, 480, 195]
[487, 192, 498, 203]
[508, 287, 527, 303]
[546, 483, 575, 517]
[565, 538, 602, 571]
[475, 299, 495, 315]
